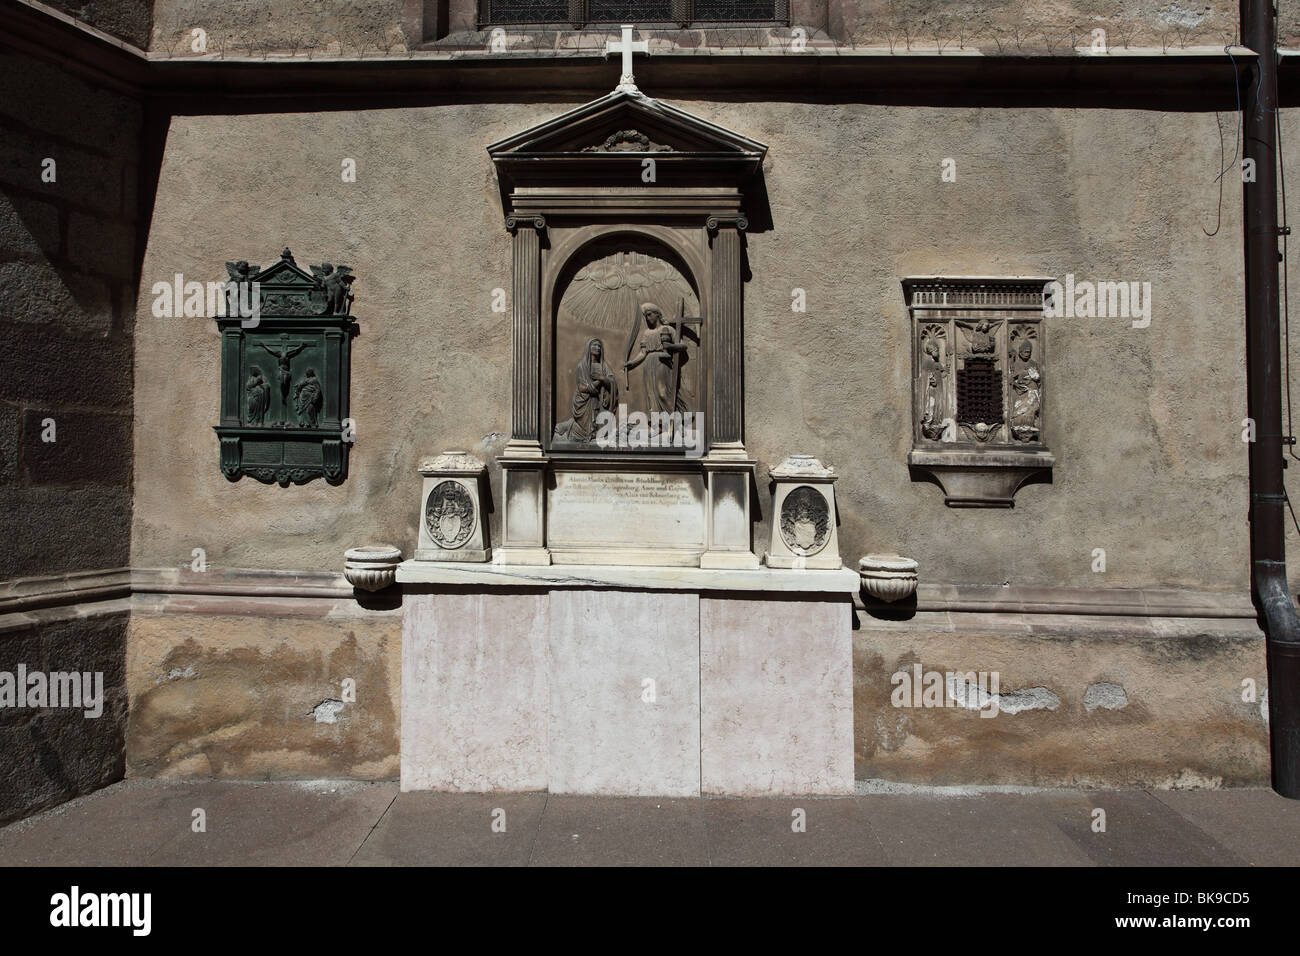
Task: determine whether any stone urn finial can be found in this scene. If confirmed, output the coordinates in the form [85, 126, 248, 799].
[344, 544, 402, 592]
[858, 553, 919, 603]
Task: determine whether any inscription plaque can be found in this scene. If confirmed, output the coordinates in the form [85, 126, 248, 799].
[548, 470, 706, 564]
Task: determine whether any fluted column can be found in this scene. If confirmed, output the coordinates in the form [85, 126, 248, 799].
[701, 213, 758, 568]
[499, 214, 550, 564]
[707, 214, 747, 453]
[506, 215, 545, 449]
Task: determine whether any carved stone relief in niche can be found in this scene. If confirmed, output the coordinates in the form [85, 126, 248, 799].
[1009, 325, 1042, 442]
[918, 324, 953, 442]
[904, 277, 1055, 507]
[552, 246, 701, 448]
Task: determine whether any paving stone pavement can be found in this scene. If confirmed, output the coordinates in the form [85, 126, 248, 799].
[0, 780, 1296, 866]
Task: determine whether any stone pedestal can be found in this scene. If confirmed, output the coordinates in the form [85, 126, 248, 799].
[765, 455, 843, 570]
[414, 451, 490, 562]
[397, 563, 857, 796]
[700, 455, 761, 569]
[497, 443, 550, 565]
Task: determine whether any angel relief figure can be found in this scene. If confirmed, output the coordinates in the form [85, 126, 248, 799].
[553, 338, 619, 443]
[623, 302, 685, 411]
[956, 317, 1002, 355]
[309, 263, 355, 316]
[224, 260, 259, 318]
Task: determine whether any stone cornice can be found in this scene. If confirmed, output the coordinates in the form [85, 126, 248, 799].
[0, 566, 1259, 621]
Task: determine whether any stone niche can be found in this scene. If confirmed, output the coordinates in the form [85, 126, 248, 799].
[213, 248, 357, 486]
[487, 89, 768, 568]
[904, 277, 1056, 506]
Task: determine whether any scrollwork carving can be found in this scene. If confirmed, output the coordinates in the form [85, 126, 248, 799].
[505, 214, 546, 233]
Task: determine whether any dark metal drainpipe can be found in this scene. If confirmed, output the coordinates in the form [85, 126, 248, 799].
[1243, 0, 1300, 797]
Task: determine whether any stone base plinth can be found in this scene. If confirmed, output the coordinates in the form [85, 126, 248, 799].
[398, 563, 856, 796]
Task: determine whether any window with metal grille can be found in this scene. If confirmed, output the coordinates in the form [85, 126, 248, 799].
[956, 359, 1004, 425]
[479, 0, 787, 27]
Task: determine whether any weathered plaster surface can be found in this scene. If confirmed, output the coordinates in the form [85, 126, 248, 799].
[45, 0, 153, 48]
[150, 0, 411, 56]
[855, 617, 1271, 787]
[126, 610, 401, 778]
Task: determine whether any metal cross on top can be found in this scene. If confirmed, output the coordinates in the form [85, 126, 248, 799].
[606, 24, 648, 94]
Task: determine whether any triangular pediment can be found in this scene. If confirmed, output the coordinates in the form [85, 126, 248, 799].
[251, 250, 317, 287]
[488, 90, 766, 161]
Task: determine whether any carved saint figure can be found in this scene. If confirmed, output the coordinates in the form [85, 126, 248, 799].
[258, 339, 308, 423]
[294, 368, 324, 427]
[310, 263, 355, 316]
[1010, 338, 1042, 442]
[245, 366, 270, 425]
[919, 336, 953, 442]
[553, 338, 619, 443]
[623, 302, 688, 416]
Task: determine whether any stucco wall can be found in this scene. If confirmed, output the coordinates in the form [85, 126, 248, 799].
[855, 619, 1269, 787]
[127, 606, 400, 779]
[132, 101, 1250, 592]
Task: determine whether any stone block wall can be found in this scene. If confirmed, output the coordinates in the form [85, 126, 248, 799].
[0, 49, 139, 582]
[42, 0, 154, 49]
[0, 47, 140, 822]
[0, 611, 129, 826]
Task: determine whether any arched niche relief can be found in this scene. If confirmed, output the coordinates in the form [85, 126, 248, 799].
[545, 232, 706, 454]
[487, 89, 768, 568]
